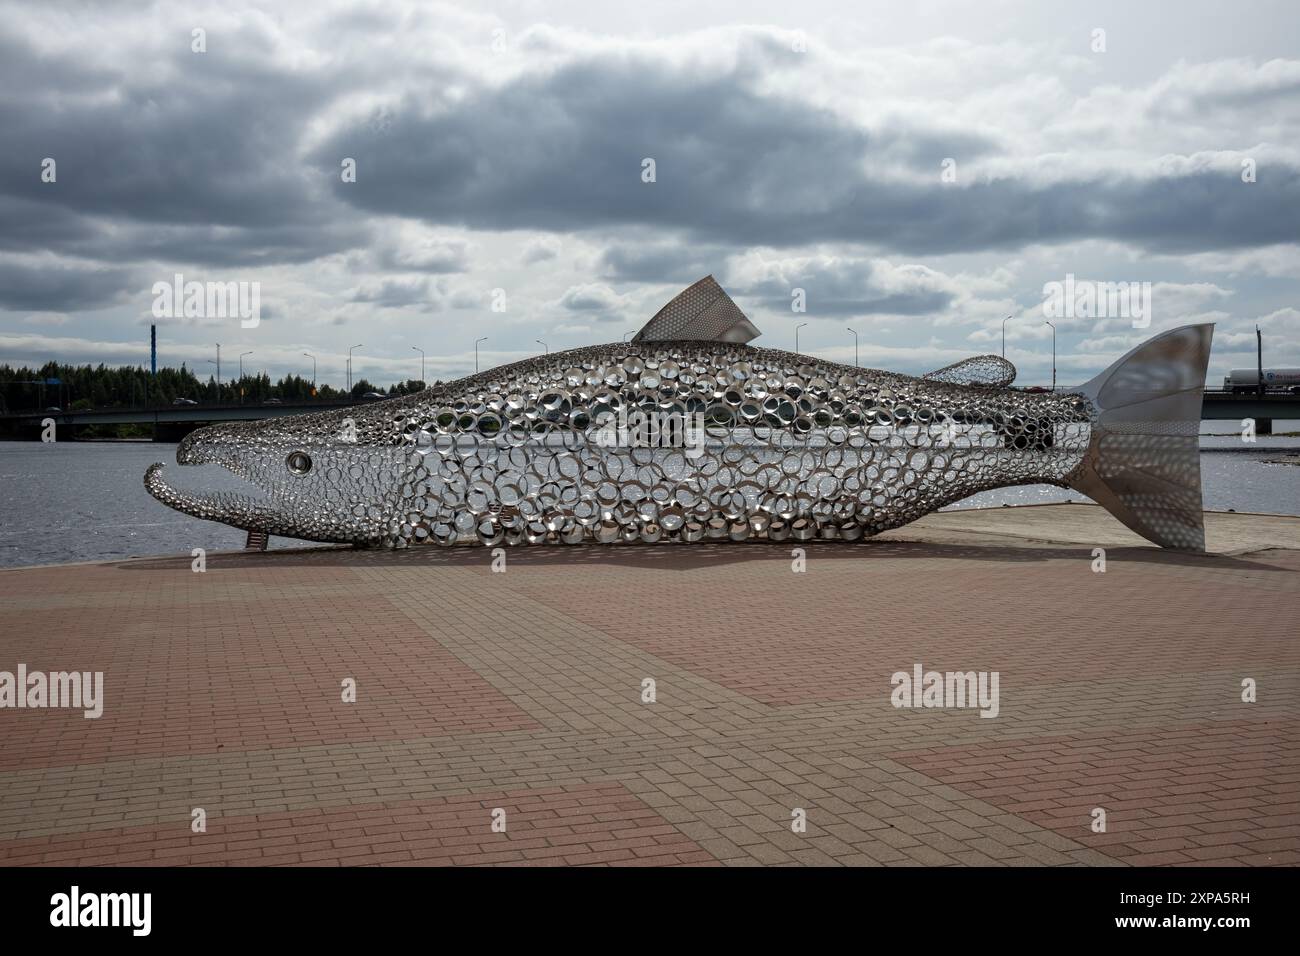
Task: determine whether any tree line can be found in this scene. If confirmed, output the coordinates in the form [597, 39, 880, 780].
[0, 361, 440, 413]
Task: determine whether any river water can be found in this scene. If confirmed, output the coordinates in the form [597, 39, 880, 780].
[2, 427, 1298, 568]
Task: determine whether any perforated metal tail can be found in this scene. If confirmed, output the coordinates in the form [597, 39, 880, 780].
[1067, 324, 1214, 551]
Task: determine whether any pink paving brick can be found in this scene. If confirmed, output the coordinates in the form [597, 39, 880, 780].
[487, 545, 1300, 706]
[892, 721, 1300, 866]
[1, 522, 1297, 867]
[0, 568, 538, 769]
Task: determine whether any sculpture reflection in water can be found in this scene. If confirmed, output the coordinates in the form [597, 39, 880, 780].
[146, 276, 1214, 551]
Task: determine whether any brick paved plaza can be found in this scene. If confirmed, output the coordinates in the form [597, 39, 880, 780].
[1, 504, 1297, 867]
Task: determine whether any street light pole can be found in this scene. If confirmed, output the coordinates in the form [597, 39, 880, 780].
[795, 322, 808, 354]
[348, 344, 363, 393]
[214, 343, 221, 399]
[1044, 321, 1056, 391]
[536, 339, 548, 354]
[239, 351, 252, 404]
[412, 346, 425, 384]
[1002, 315, 1012, 359]
[846, 327, 858, 367]
[1257, 325, 1264, 399]
[303, 352, 315, 395]
[475, 337, 488, 373]
[623, 331, 635, 342]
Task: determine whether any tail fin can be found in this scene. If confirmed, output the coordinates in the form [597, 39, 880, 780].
[1067, 324, 1214, 551]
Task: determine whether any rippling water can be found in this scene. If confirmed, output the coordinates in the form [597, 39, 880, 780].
[2, 427, 1298, 568]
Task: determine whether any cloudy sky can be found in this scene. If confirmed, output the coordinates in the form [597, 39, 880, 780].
[2, 0, 1299, 388]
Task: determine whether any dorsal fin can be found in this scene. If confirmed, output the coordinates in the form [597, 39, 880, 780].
[922, 355, 1017, 388]
[633, 276, 760, 344]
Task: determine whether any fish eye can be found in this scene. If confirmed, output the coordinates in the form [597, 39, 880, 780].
[286, 451, 313, 475]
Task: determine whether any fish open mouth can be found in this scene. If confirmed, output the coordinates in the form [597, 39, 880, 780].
[144, 427, 288, 530]
[144, 462, 282, 531]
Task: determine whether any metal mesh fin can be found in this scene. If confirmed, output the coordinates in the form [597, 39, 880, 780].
[633, 275, 760, 344]
[923, 355, 1017, 388]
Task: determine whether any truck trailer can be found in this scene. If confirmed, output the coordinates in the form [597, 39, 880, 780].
[1223, 368, 1300, 394]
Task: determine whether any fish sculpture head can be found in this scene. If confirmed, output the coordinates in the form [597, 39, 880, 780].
[144, 407, 408, 544]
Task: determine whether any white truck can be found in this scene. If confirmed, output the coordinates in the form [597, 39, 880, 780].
[1223, 368, 1300, 394]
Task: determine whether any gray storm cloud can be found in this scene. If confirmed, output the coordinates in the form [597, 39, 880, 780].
[0, 0, 1297, 384]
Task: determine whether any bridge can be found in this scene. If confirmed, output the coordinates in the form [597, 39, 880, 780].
[1199, 391, 1299, 432]
[1, 391, 1296, 440]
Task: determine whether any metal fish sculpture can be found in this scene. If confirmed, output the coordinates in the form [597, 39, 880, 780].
[145, 276, 1213, 551]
